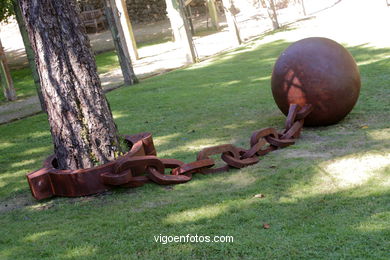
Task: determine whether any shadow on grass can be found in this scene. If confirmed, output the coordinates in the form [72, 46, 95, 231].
[0, 39, 389, 258]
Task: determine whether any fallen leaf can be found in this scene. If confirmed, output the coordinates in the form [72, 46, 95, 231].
[360, 125, 369, 129]
[263, 223, 270, 229]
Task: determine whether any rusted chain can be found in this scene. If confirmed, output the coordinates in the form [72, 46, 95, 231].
[171, 159, 215, 176]
[27, 104, 313, 200]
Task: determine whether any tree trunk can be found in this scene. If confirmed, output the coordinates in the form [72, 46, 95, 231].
[105, 0, 138, 85]
[207, 0, 219, 30]
[300, 0, 307, 16]
[0, 39, 16, 101]
[264, 0, 280, 30]
[221, 0, 242, 46]
[165, 0, 196, 63]
[17, 0, 122, 170]
[114, 0, 139, 61]
[12, 0, 46, 111]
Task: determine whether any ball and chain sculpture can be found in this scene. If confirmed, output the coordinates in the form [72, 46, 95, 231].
[27, 37, 361, 200]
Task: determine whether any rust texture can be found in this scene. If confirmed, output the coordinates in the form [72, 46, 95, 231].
[27, 104, 313, 200]
[271, 37, 361, 126]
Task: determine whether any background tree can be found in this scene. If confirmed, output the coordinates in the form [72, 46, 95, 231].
[0, 0, 17, 102]
[17, 0, 122, 170]
[0, 38, 16, 101]
[262, 0, 280, 30]
[105, 0, 138, 85]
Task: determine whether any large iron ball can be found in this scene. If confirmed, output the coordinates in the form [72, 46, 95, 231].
[271, 37, 361, 126]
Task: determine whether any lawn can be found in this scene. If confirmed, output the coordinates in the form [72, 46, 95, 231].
[0, 35, 389, 259]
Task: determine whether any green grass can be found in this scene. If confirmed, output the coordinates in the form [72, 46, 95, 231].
[0, 37, 389, 259]
[95, 51, 120, 74]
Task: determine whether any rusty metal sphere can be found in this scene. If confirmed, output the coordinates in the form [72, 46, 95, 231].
[271, 37, 361, 126]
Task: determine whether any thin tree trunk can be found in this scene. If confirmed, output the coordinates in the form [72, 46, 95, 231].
[17, 0, 122, 170]
[114, 0, 139, 61]
[0, 39, 16, 101]
[105, 0, 138, 85]
[265, 0, 280, 30]
[300, 0, 307, 16]
[221, 0, 242, 46]
[12, 0, 46, 111]
[165, 0, 196, 63]
[207, 0, 219, 30]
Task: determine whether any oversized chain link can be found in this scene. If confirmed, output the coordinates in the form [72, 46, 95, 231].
[27, 104, 314, 200]
[105, 104, 313, 187]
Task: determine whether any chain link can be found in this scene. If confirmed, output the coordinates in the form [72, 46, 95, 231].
[104, 104, 313, 187]
[28, 104, 314, 199]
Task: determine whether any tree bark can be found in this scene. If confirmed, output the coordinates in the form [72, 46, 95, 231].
[264, 0, 280, 30]
[0, 39, 16, 101]
[300, 0, 307, 16]
[12, 0, 46, 111]
[105, 0, 138, 85]
[114, 0, 139, 61]
[17, 0, 122, 170]
[221, 0, 242, 46]
[165, 0, 196, 63]
[207, 0, 219, 30]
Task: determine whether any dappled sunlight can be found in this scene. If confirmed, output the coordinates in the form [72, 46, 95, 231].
[157, 137, 220, 158]
[21, 147, 50, 156]
[367, 129, 390, 141]
[0, 171, 26, 188]
[24, 131, 50, 139]
[252, 76, 271, 83]
[10, 159, 37, 168]
[26, 200, 57, 212]
[154, 133, 181, 146]
[164, 198, 253, 224]
[356, 55, 390, 66]
[222, 120, 258, 131]
[224, 80, 241, 86]
[355, 212, 390, 232]
[181, 168, 260, 193]
[112, 111, 128, 120]
[0, 142, 14, 150]
[164, 204, 229, 224]
[283, 149, 390, 199]
[63, 245, 98, 258]
[321, 153, 390, 187]
[219, 170, 258, 190]
[23, 230, 56, 242]
[309, 153, 390, 192]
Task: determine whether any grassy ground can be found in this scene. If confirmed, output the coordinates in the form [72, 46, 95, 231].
[0, 34, 389, 259]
